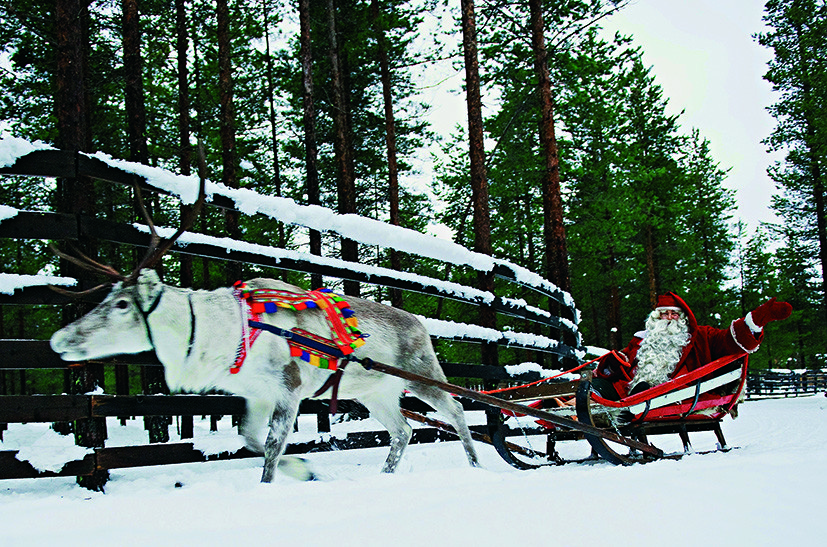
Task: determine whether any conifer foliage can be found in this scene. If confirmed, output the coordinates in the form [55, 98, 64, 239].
[0, 0, 820, 369]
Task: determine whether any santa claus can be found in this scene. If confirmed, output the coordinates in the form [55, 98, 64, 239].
[591, 293, 793, 400]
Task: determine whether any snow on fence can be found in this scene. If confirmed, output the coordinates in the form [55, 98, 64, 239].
[0, 139, 584, 485]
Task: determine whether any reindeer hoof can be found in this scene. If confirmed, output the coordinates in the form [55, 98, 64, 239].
[277, 456, 317, 481]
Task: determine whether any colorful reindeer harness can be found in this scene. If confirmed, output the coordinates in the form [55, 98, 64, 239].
[231, 282, 367, 375]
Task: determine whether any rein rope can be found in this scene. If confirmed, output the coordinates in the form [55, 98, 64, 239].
[479, 356, 596, 396]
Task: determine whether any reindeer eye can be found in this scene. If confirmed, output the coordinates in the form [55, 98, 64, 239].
[114, 299, 130, 310]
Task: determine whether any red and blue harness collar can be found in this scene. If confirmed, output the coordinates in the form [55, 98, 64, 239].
[230, 282, 367, 375]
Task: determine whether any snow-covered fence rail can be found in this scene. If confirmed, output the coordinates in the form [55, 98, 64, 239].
[0, 141, 584, 484]
[0, 142, 582, 356]
[0, 141, 578, 316]
[0, 210, 572, 347]
[746, 369, 827, 399]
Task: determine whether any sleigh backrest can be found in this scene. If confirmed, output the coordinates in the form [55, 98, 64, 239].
[592, 353, 750, 422]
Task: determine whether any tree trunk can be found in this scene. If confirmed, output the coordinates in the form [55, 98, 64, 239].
[123, 0, 154, 292]
[372, 0, 402, 308]
[123, 0, 148, 164]
[607, 249, 622, 349]
[811, 150, 827, 322]
[645, 222, 658, 307]
[529, 0, 575, 366]
[189, 33, 213, 288]
[177, 8, 195, 440]
[217, 0, 241, 283]
[299, 0, 323, 289]
[125, 0, 169, 441]
[55, 0, 93, 216]
[55, 0, 108, 491]
[263, 0, 286, 249]
[326, 0, 359, 296]
[528, 0, 570, 295]
[460, 0, 497, 369]
[55, 0, 93, 282]
[176, 0, 194, 288]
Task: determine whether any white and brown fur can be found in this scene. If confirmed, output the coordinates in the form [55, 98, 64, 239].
[51, 270, 480, 482]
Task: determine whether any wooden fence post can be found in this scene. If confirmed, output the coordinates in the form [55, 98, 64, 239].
[71, 363, 108, 491]
[180, 415, 194, 439]
[142, 365, 171, 443]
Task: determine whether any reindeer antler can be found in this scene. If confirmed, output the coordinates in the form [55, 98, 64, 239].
[128, 141, 208, 281]
[47, 241, 123, 299]
[48, 280, 115, 298]
[48, 242, 127, 281]
[50, 142, 209, 290]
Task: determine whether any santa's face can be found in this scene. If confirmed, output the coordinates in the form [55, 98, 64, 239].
[646, 311, 688, 337]
[658, 309, 681, 321]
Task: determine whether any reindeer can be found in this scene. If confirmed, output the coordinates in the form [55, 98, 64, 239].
[48, 163, 479, 482]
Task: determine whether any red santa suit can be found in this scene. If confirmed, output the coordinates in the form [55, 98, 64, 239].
[594, 293, 764, 399]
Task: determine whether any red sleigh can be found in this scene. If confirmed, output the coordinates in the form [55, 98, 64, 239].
[487, 352, 749, 467]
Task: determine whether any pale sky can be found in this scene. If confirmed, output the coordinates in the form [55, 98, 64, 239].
[416, 0, 781, 237]
[599, 0, 781, 231]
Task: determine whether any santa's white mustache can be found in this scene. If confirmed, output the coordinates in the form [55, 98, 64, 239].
[649, 317, 686, 335]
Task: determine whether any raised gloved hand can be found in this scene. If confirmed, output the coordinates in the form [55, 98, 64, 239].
[751, 297, 793, 328]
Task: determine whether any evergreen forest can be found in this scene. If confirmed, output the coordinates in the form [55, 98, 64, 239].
[1, 0, 825, 375]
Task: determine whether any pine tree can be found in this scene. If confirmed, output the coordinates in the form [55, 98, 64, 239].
[758, 0, 827, 323]
[675, 129, 736, 324]
[557, 28, 638, 349]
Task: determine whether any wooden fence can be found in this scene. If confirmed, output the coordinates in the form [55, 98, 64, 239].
[0, 146, 582, 487]
[746, 369, 827, 399]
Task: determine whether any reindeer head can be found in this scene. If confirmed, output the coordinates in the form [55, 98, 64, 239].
[50, 269, 164, 360]
[50, 145, 207, 361]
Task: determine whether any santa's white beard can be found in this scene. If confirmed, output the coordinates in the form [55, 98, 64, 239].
[630, 314, 691, 391]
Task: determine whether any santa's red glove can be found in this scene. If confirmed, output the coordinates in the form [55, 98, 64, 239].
[751, 297, 793, 328]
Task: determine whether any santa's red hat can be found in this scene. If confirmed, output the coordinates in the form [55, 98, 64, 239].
[655, 293, 683, 311]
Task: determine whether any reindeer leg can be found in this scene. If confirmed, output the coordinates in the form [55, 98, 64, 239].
[260, 400, 300, 483]
[240, 398, 274, 454]
[409, 383, 480, 468]
[360, 393, 413, 473]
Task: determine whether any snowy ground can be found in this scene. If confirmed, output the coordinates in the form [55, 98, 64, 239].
[1, 395, 825, 546]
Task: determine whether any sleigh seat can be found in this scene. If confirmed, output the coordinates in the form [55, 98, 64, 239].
[573, 352, 749, 463]
[493, 352, 750, 465]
